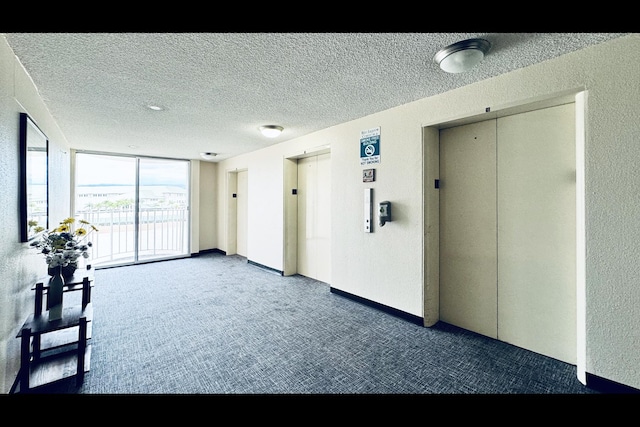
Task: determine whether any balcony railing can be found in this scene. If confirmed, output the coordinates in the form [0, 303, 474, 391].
[77, 207, 189, 267]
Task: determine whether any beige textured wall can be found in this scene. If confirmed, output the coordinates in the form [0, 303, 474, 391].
[0, 36, 72, 393]
[198, 160, 217, 251]
[216, 34, 640, 390]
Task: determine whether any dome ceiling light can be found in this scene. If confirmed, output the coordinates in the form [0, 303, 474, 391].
[434, 38, 491, 74]
[259, 125, 284, 138]
[200, 152, 218, 160]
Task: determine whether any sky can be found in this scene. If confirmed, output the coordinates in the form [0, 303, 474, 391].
[76, 153, 189, 187]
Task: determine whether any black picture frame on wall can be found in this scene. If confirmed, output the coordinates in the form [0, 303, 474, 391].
[19, 113, 48, 242]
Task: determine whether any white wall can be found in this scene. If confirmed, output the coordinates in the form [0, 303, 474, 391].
[0, 36, 73, 393]
[216, 34, 640, 390]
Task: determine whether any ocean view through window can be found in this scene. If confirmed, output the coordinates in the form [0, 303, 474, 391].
[74, 152, 190, 268]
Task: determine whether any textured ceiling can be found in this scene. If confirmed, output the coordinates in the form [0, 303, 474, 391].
[3, 33, 628, 161]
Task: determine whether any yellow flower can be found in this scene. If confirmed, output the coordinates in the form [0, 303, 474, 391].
[32, 216, 97, 268]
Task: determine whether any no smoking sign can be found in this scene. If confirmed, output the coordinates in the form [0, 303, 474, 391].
[360, 127, 380, 166]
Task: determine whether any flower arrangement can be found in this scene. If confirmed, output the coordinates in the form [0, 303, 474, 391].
[30, 217, 98, 272]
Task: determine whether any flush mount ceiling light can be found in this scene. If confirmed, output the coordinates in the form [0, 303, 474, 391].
[434, 38, 491, 74]
[146, 104, 165, 111]
[259, 125, 284, 138]
[200, 152, 218, 160]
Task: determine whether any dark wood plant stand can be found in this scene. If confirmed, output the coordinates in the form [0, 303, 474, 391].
[16, 268, 94, 393]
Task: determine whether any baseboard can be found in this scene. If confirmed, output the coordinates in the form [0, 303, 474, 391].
[585, 373, 640, 394]
[247, 259, 284, 276]
[192, 248, 226, 257]
[329, 287, 423, 326]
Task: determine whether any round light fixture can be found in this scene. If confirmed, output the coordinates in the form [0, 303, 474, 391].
[434, 38, 491, 74]
[259, 125, 284, 138]
[200, 152, 218, 160]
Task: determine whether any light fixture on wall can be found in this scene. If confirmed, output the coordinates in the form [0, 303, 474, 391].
[434, 38, 491, 74]
[200, 152, 218, 160]
[259, 125, 284, 138]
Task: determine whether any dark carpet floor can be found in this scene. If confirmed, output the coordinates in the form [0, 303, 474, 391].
[21, 252, 602, 395]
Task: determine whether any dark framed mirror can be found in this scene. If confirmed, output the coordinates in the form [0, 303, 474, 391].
[19, 113, 48, 242]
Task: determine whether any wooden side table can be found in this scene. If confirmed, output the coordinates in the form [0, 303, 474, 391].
[16, 269, 95, 392]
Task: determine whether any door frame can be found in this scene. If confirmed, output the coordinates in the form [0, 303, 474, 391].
[282, 145, 331, 277]
[422, 89, 587, 383]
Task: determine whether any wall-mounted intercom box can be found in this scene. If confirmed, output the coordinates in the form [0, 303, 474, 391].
[379, 201, 391, 227]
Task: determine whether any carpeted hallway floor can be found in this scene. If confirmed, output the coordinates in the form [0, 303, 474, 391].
[23, 252, 600, 395]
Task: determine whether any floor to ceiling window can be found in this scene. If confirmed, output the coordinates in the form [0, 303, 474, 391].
[73, 152, 190, 268]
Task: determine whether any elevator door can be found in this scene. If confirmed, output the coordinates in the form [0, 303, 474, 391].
[439, 119, 498, 338]
[497, 104, 576, 364]
[236, 170, 248, 257]
[297, 153, 331, 283]
[439, 104, 576, 364]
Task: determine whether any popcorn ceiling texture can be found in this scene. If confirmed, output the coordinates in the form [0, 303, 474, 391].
[2, 33, 626, 161]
